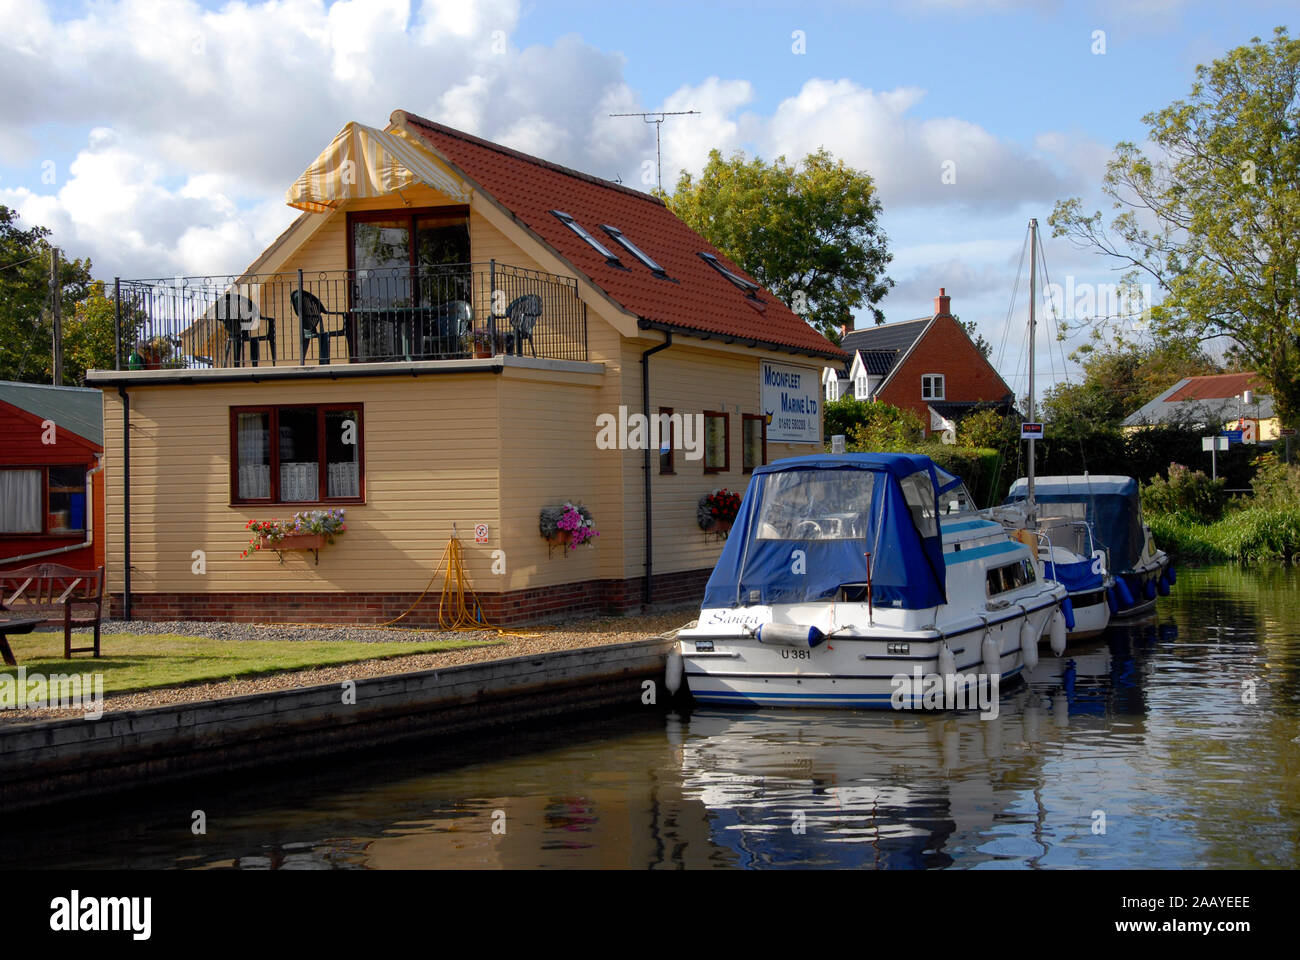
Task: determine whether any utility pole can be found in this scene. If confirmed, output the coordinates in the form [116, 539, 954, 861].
[51, 246, 62, 386]
[608, 110, 699, 194]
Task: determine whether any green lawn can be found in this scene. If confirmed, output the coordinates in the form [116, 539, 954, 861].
[0, 632, 504, 696]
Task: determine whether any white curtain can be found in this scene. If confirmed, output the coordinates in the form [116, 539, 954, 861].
[237, 416, 270, 499]
[281, 461, 320, 501]
[0, 470, 42, 533]
[327, 461, 359, 498]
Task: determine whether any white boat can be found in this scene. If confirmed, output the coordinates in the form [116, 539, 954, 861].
[674, 452, 1068, 710]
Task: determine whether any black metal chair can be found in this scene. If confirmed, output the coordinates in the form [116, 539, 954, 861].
[214, 293, 276, 367]
[504, 294, 542, 357]
[421, 300, 472, 358]
[291, 289, 350, 364]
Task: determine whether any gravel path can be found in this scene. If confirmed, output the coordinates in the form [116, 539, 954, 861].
[1, 606, 697, 725]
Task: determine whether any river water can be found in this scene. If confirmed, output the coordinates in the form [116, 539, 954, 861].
[6, 564, 1299, 870]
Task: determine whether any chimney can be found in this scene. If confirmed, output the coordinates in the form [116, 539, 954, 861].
[934, 287, 951, 318]
[840, 314, 853, 339]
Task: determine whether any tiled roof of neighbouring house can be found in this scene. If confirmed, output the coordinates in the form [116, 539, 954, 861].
[397, 111, 846, 360]
[1122, 374, 1274, 427]
[0, 381, 103, 446]
[842, 316, 930, 354]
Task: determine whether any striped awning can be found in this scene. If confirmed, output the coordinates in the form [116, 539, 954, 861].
[285, 122, 470, 213]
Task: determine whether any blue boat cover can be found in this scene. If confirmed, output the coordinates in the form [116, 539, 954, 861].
[1004, 476, 1145, 574]
[1043, 557, 1103, 593]
[701, 453, 948, 610]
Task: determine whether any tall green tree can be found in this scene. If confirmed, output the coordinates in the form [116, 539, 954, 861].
[666, 148, 893, 343]
[0, 205, 94, 384]
[1049, 27, 1300, 426]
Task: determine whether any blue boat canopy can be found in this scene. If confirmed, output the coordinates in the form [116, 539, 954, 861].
[701, 453, 948, 610]
[1004, 475, 1145, 573]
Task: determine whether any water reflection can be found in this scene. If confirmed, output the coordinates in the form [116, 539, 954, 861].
[1, 565, 1296, 869]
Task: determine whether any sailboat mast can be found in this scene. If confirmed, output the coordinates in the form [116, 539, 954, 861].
[1027, 218, 1037, 523]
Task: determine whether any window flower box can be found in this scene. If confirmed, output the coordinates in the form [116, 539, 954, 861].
[242, 509, 346, 564]
[261, 533, 326, 551]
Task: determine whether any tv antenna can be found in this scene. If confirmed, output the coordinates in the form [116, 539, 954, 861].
[608, 110, 699, 193]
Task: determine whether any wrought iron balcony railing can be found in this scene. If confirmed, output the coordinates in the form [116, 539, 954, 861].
[112, 261, 588, 370]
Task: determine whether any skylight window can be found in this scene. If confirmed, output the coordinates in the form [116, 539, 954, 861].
[698, 252, 760, 298]
[600, 225, 666, 276]
[550, 210, 621, 263]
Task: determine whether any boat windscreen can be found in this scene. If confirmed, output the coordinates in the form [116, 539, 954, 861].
[900, 470, 938, 538]
[755, 470, 873, 540]
[939, 482, 978, 514]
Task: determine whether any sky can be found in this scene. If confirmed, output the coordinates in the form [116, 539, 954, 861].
[1, 0, 1295, 392]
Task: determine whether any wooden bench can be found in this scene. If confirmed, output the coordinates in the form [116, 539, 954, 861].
[0, 563, 104, 659]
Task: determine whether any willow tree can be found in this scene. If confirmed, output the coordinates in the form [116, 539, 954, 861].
[666, 148, 893, 343]
[1050, 27, 1300, 426]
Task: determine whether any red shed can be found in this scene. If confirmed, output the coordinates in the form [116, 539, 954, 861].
[0, 381, 106, 572]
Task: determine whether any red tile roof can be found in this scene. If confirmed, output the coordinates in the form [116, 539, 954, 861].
[397, 111, 845, 360]
[1166, 372, 1264, 402]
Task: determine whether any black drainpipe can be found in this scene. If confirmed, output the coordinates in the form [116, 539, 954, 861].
[641, 329, 673, 607]
[117, 386, 132, 620]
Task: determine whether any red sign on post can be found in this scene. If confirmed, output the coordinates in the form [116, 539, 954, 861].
[1020, 422, 1044, 440]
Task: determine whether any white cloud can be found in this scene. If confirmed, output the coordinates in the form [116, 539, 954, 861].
[1, 127, 292, 279]
[656, 77, 757, 187]
[764, 78, 1069, 210]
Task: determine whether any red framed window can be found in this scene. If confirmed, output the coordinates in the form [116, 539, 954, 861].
[0, 466, 88, 537]
[703, 411, 730, 474]
[347, 207, 471, 309]
[742, 414, 767, 473]
[230, 404, 365, 505]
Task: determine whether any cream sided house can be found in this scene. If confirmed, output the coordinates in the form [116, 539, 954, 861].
[85, 111, 844, 625]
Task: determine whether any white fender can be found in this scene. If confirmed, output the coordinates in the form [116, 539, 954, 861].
[1020, 617, 1039, 671]
[1049, 611, 1067, 656]
[982, 632, 1000, 679]
[665, 650, 683, 695]
[939, 641, 956, 678]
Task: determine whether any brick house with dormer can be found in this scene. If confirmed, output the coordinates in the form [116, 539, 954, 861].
[823, 288, 1015, 436]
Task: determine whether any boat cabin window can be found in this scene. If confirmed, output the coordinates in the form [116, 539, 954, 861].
[755, 470, 874, 540]
[899, 471, 938, 538]
[986, 557, 1037, 597]
[939, 483, 977, 514]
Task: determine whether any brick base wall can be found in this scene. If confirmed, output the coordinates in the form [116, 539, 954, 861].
[106, 567, 713, 628]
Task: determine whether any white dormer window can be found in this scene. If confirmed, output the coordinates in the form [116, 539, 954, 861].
[922, 374, 945, 400]
[825, 379, 837, 401]
[855, 374, 869, 400]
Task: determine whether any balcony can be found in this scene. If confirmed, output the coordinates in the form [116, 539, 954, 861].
[110, 262, 588, 371]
